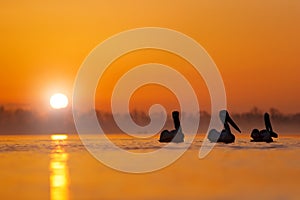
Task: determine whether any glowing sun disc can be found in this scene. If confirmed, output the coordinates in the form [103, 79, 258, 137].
[50, 93, 68, 109]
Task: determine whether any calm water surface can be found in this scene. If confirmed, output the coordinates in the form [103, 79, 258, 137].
[0, 134, 300, 200]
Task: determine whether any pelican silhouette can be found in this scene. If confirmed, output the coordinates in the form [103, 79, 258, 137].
[159, 111, 184, 143]
[208, 110, 241, 143]
[251, 113, 278, 143]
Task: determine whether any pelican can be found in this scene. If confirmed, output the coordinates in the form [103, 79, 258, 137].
[208, 110, 241, 143]
[159, 111, 184, 143]
[251, 113, 278, 143]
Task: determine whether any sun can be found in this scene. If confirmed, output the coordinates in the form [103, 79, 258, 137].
[50, 93, 69, 109]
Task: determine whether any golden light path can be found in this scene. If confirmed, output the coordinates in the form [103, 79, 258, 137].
[51, 134, 68, 141]
[50, 134, 69, 200]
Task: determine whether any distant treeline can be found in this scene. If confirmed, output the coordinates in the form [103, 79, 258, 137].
[0, 106, 299, 134]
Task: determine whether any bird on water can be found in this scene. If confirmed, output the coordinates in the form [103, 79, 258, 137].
[159, 111, 184, 143]
[208, 110, 241, 144]
[251, 113, 278, 143]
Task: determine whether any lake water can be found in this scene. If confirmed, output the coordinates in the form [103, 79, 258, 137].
[0, 134, 300, 199]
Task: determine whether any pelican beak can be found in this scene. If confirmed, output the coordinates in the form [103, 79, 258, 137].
[271, 131, 278, 138]
[264, 113, 273, 132]
[226, 113, 241, 133]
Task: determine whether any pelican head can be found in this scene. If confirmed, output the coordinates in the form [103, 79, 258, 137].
[264, 112, 278, 138]
[219, 110, 241, 133]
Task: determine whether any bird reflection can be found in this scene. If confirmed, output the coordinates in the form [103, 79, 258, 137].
[50, 135, 69, 200]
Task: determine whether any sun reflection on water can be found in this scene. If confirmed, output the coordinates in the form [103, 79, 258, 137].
[50, 134, 69, 200]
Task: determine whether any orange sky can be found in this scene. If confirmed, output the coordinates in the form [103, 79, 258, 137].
[0, 0, 299, 113]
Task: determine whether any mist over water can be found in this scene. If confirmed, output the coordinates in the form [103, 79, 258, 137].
[0, 106, 299, 134]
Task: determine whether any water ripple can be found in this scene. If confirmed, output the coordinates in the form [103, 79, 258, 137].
[0, 135, 299, 153]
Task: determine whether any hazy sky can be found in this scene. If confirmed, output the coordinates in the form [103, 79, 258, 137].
[0, 0, 299, 113]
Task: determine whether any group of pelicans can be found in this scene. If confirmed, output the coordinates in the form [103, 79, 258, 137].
[159, 110, 278, 143]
